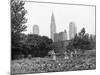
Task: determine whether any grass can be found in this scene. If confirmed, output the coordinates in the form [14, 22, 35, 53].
[11, 50, 96, 74]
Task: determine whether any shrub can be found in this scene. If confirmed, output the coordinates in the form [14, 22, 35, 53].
[28, 54, 32, 59]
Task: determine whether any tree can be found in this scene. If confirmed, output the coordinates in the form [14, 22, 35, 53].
[23, 34, 53, 57]
[11, 0, 27, 44]
[11, 0, 27, 34]
[38, 36, 53, 56]
[66, 28, 94, 53]
[79, 27, 85, 39]
[11, 0, 27, 59]
[89, 34, 96, 50]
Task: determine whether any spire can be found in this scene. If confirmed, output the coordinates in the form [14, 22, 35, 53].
[52, 11, 54, 17]
[51, 11, 55, 21]
[50, 11, 56, 41]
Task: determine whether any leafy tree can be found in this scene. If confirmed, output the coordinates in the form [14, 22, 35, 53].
[11, 0, 27, 44]
[78, 27, 85, 39]
[66, 28, 95, 53]
[89, 34, 96, 50]
[11, 0, 27, 34]
[22, 34, 53, 57]
[38, 36, 53, 56]
[11, 0, 27, 59]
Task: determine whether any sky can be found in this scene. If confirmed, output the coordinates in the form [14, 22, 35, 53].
[23, 1, 95, 39]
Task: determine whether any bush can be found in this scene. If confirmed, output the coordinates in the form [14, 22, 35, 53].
[28, 54, 32, 59]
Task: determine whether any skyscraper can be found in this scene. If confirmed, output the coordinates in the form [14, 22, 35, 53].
[54, 33, 59, 42]
[63, 30, 67, 40]
[54, 30, 67, 42]
[69, 22, 77, 40]
[33, 24, 39, 35]
[50, 12, 56, 41]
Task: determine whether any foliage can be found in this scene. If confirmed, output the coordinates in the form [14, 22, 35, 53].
[11, 51, 96, 74]
[11, 0, 27, 34]
[67, 28, 96, 52]
[89, 34, 96, 49]
[11, 0, 27, 59]
[24, 34, 53, 57]
[12, 33, 53, 59]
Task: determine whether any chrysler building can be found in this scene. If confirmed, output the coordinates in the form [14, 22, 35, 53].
[50, 12, 56, 41]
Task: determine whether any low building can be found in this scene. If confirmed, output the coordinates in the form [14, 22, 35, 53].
[54, 30, 67, 42]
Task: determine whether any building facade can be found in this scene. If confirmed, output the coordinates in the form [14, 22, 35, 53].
[69, 22, 77, 40]
[54, 33, 59, 42]
[63, 30, 67, 41]
[54, 30, 67, 42]
[33, 24, 39, 35]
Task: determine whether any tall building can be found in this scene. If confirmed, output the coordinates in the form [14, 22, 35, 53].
[54, 33, 59, 42]
[59, 32, 64, 41]
[63, 30, 67, 41]
[50, 12, 56, 41]
[33, 24, 39, 35]
[54, 30, 67, 42]
[69, 22, 77, 40]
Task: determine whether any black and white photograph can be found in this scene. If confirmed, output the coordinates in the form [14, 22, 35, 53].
[11, 0, 96, 74]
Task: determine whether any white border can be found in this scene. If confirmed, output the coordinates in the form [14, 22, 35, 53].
[0, 0, 99, 75]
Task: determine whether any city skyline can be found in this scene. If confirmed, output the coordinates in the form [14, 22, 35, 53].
[24, 2, 95, 39]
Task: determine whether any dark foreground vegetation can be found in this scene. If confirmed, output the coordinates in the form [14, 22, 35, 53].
[11, 0, 53, 60]
[11, 50, 96, 74]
